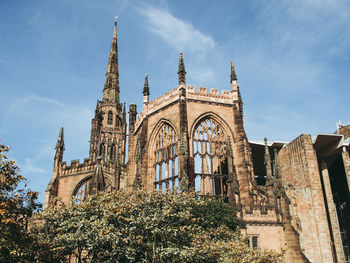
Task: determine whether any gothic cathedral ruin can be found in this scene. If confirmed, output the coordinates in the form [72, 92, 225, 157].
[44, 20, 350, 263]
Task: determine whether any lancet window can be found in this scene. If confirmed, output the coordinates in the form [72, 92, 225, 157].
[107, 111, 113, 125]
[110, 143, 116, 160]
[154, 123, 178, 191]
[193, 117, 229, 197]
[99, 143, 105, 159]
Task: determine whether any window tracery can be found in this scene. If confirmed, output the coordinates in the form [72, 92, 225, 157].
[154, 123, 178, 191]
[73, 178, 90, 204]
[193, 117, 228, 196]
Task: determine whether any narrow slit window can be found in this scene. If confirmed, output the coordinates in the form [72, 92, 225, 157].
[107, 111, 113, 125]
[252, 236, 258, 249]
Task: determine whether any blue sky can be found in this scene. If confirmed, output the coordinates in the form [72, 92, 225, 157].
[1, 0, 349, 203]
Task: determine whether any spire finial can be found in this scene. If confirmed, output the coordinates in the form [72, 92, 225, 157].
[56, 127, 64, 150]
[143, 73, 150, 96]
[178, 52, 186, 85]
[230, 60, 237, 82]
[115, 16, 118, 25]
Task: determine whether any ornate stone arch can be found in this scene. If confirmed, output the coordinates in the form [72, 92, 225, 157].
[190, 113, 234, 197]
[72, 174, 113, 204]
[72, 175, 93, 204]
[189, 112, 234, 146]
[148, 119, 179, 191]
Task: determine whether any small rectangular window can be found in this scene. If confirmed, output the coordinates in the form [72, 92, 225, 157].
[252, 236, 258, 249]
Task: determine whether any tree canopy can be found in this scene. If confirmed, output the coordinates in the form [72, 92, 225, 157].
[1, 141, 284, 262]
[32, 190, 284, 263]
[0, 143, 42, 262]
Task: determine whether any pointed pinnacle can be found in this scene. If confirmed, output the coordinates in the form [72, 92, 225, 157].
[177, 52, 186, 85]
[58, 127, 64, 140]
[230, 61, 237, 82]
[113, 17, 118, 38]
[264, 137, 271, 164]
[143, 73, 150, 96]
[56, 127, 64, 149]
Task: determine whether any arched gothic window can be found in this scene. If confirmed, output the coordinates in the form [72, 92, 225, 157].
[193, 117, 228, 196]
[107, 111, 113, 125]
[154, 123, 178, 191]
[73, 178, 91, 204]
[110, 143, 116, 160]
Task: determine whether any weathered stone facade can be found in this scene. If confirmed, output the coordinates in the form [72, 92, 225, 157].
[44, 21, 350, 263]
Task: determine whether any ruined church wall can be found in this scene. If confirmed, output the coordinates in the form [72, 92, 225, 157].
[278, 134, 334, 263]
[136, 101, 182, 189]
[242, 225, 284, 252]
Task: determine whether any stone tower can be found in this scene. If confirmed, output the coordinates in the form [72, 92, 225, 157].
[89, 17, 127, 165]
[44, 19, 127, 207]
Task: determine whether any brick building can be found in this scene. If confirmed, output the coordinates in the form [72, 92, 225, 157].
[44, 20, 350, 263]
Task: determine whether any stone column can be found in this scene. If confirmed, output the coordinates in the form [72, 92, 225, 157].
[321, 160, 346, 263]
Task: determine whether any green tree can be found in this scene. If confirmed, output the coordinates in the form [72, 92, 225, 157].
[0, 143, 42, 262]
[32, 190, 284, 263]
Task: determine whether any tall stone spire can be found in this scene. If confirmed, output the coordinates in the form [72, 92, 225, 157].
[230, 61, 237, 82]
[177, 52, 186, 85]
[102, 17, 120, 103]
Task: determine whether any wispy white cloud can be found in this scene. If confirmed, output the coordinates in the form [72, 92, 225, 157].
[2, 94, 94, 202]
[8, 95, 64, 113]
[225, 0, 350, 140]
[139, 6, 215, 53]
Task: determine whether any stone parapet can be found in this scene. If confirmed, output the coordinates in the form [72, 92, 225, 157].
[60, 158, 117, 176]
[134, 85, 236, 133]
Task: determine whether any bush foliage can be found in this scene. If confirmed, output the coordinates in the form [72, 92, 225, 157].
[0, 143, 42, 262]
[1, 142, 284, 262]
[32, 190, 284, 263]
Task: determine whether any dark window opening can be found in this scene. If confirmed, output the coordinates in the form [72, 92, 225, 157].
[252, 236, 258, 249]
[110, 144, 116, 160]
[107, 111, 113, 125]
[99, 143, 105, 158]
[328, 156, 350, 262]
